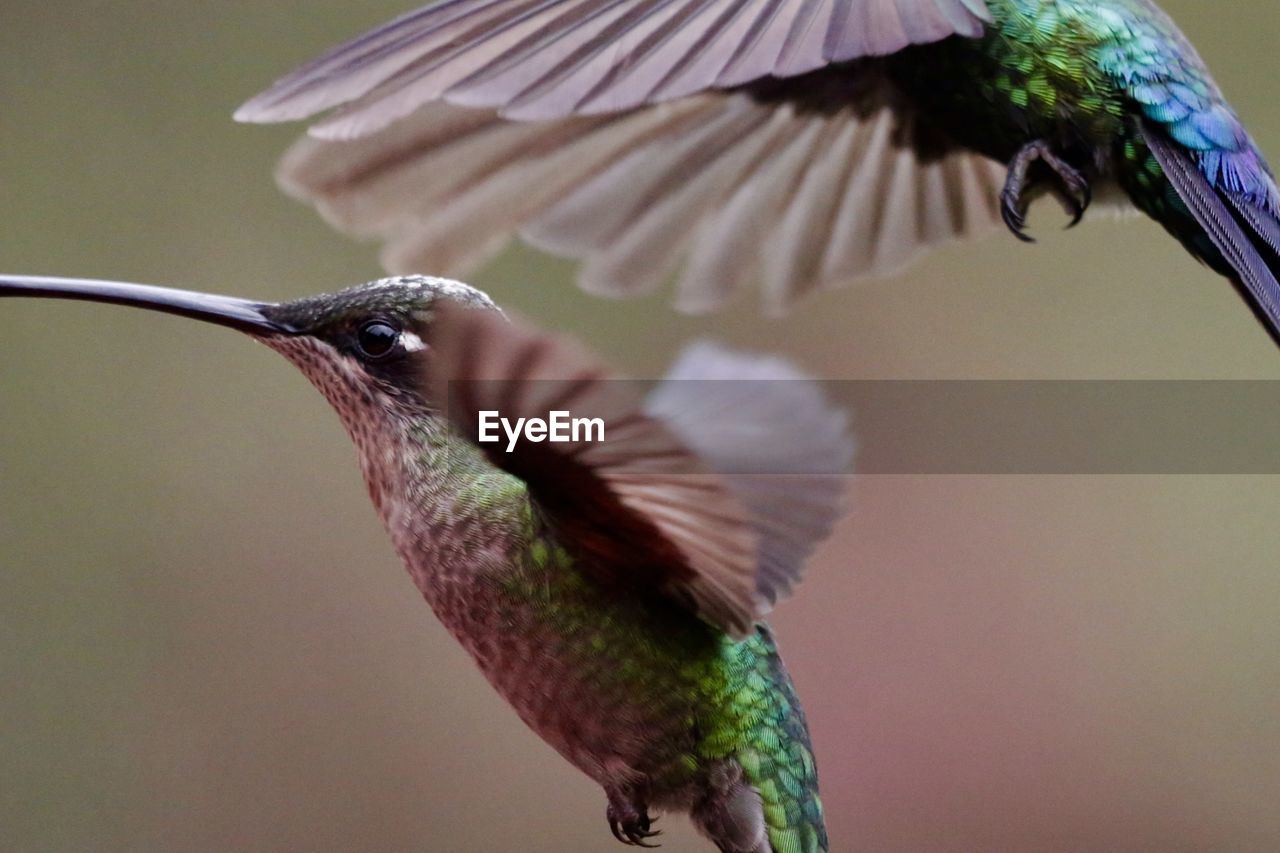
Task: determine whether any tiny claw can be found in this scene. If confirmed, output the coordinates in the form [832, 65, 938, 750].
[1002, 139, 1092, 242]
[1001, 191, 1035, 243]
[1065, 202, 1085, 229]
[629, 830, 661, 848]
[1064, 180, 1092, 230]
[607, 798, 660, 848]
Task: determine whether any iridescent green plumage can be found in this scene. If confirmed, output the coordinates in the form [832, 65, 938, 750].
[478, 492, 828, 852]
[887, 0, 1280, 335]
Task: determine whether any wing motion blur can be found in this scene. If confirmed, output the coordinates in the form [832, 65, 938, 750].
[423, 302, 853, 635]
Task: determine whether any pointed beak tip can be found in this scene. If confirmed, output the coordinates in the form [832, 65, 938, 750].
[0, 274, 296, 336]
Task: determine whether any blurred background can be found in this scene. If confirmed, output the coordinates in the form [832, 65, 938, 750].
[3, 2, 1280, 850]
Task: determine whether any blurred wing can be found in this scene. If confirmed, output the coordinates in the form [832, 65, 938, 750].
[425, 301, 762, 637]
[278, 95, 1006, 313]
[645, 342, 854, 611]
[236, 0, 992, 132]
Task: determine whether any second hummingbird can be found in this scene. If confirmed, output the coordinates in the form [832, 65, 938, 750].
[238, 0, 1280, 343]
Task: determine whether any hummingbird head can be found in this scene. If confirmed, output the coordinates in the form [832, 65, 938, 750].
[258, 275, 498, 427]
[0, 272, 498, 428]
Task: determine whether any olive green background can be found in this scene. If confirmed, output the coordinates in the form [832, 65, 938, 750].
[2, 2, 1279, 850]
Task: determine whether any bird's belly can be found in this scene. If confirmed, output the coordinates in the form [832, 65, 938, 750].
[430, 566, 723, 800]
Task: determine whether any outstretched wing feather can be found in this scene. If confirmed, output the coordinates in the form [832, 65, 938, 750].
[237, 0, 992, 131]
[279, 95, 1005, 313]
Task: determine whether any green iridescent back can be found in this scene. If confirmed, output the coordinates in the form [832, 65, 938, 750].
[885, 0, 1276, 273]
[709, 630, 828, 853]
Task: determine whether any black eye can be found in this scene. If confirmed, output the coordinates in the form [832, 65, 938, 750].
[356, 320, 400, 359]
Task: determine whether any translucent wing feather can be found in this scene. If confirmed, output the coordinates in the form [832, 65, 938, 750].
[423, 303, 853, 634]
[644, 342, 854, 610]
[425, 302, 760, 636]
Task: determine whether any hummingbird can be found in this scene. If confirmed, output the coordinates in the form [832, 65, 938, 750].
[235, 0, 1280, 342]
[0, 273, 852, 852]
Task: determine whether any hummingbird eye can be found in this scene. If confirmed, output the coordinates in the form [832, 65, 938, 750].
[356, 320, 400, 359]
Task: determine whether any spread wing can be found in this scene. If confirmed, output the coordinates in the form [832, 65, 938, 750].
[237, 0, 993, 132]
[275, 96, 1006, 314]
[238, 0, 1002, 312]
[423, 302, 853, 636]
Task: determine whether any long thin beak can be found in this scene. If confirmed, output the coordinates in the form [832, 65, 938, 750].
[0, 275, 299, 335]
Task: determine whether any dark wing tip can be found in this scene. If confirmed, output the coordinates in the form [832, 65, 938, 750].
[1145, 120, 1280, 346]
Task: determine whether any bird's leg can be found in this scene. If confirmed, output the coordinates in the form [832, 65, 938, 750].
[1001, 140, 1093, 242]
[606, 785, 661, 848]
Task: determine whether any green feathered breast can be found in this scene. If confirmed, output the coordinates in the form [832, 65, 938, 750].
[472, 513, 828, 852]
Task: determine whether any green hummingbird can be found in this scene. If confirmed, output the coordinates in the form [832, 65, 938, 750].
[0, 273, 852, 852]
[235, 0, 1280, 342]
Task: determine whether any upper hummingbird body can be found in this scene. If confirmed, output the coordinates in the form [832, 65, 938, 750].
[238, 0, 1280, 344]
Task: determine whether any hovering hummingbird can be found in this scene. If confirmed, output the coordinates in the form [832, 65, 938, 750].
[235, 0, 1280, 341]
[0, 273, 852, 852]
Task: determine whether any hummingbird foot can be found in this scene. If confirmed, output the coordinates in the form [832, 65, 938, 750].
[606, 789, 661, 848]
[1001, 140, 1093, 243]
